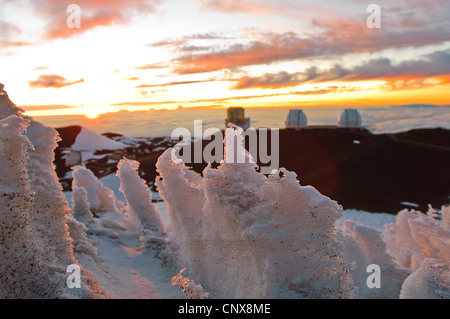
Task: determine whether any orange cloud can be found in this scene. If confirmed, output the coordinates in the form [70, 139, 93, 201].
[198, 0, 275, 14]
[229, 50, 450, 90]
[135, 62, 170, 70]
[34, 0, 164, 40]
[134, 79, 215, 88]
[171, 32, 310, 74]
[21, 104, 77, 111]
[112, 86, 356, 108]
[28, 75, 85, 89]
[151, 17, 450, 76]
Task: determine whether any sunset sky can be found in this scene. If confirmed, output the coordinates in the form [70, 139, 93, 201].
[1, 0, 449, 118]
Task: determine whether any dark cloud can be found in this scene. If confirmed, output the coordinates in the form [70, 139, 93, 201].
[233, 71, 305, 90]
[147, 32, 230, 54]
[314, 50, 450, 82]
[231, 50, 450, 89]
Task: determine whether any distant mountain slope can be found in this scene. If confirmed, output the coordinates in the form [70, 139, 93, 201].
[54, 125, 450, 214]
[56, 126, 126, 151]
[55, 125, 82, 148]
[183, 127, 450, 214]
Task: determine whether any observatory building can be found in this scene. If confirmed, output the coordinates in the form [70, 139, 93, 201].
[338, 108, 362, 128]
[284, 109, 308, 129]
[225, 107, 251, 130]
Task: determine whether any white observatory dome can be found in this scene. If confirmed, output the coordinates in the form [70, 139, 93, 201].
[285, 109, 307, 128]
[338, 108, 362, 127]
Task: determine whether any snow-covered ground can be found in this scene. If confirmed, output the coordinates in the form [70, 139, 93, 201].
[73, 224, 185, 299]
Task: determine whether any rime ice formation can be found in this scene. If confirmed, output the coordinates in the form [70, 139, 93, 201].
[0, 84, 105, 298]
[339, 220, 410, 298]
[382, 205, 450, 298]
[72, 165, 126, 216]
[0, 115, 41, 298]
[156, 125, 355, 299]
[383, 206, 450, 271]
[70, 158, 164, 247]
[156, 125, 450, 299]
[155, 149, 206, 275]
[116, 159, 164, 237]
